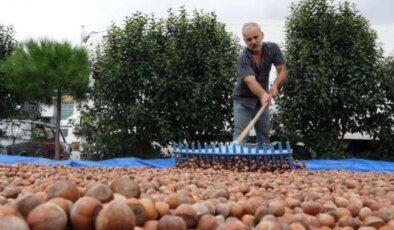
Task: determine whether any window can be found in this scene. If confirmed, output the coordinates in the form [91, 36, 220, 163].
[44, 127, 55, 140]
[61, 103, 74, 120]
[61, 128, 69, 137]
[32, 125, 46, 141]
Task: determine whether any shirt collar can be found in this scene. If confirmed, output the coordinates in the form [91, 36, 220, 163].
[245, 42, 266, 58]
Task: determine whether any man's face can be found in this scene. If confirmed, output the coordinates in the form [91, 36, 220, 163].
[243, 25, 263, 52]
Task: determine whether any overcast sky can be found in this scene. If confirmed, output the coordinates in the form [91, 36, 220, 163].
[1, 0, 393, 56]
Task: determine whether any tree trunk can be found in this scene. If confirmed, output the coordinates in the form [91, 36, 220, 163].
[54, 94, 61, 160]
[336, 132, 346, 153]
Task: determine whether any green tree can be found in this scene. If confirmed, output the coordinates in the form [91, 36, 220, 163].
[80, 8, 240, 159]
[370, 56, 394, 159]
[275, 0, 384, 157]
[0, 39, 90, 159]
[0, 24, 18, 118]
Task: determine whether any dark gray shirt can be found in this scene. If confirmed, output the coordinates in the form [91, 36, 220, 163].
[233, 42, 285, 109]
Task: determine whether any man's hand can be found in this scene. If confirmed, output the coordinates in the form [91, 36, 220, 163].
[270, 63, 287, 98]
[244, 75, 273, 106]
[269, 84, 279, 98]
[260, 91, 272, 106]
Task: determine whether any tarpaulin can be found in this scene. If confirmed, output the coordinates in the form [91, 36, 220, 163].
[305, 158, 394, 172]
[0, 155, 393, 172]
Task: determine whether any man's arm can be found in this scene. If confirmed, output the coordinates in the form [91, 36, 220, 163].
[270, 63, 288, 98]
[244, 75, 271, 106]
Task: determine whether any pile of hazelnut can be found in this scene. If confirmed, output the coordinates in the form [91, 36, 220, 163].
[0, 163, 393, 229]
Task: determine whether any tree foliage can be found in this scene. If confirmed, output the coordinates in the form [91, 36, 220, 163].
[275, 0, 385, 157]
[0, 24, 18, 118]
[372, 56, 394, 159]
[0, 39, 90, 159]
[80, 8, 240, 159]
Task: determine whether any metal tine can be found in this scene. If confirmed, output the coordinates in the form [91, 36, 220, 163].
[178, 142, 183, 164]
[239, 143, 245, 162]
[212, 142, 217, 164]
[270, 144, 276, 170]
[287, 142, 294, 170]
[286, 141, 292, 154]
[210, 142, 216, 164]
[185, 142, 189, 163]
[171, 142, 175, 153]
[191, 142, 195, 159]
[216, 142, 220, 163]
[212, 142, 217, 153]
[219, 143, 223, 165]
[175, 142, 179, 153]
[204, 142, 209, 164]
[197, 142, 202, 162]
[207, 142, 213, 164]
[172, 142, 178, 163]
[262, 143, 268, 171]
[215, 142, 219, 164]
[240, 143, 244, 164]
[255, 143, 260, 168]
[211, 143, 215, 163]
[278, 142, 283, 152]
[278, 142, 284, 166]
[225, 143, 230, 167]
[232, 143, 237, 167]
[247, 144, 252, 169]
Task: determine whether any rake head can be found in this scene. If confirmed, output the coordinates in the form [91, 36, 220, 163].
[172, 142, 305, 172]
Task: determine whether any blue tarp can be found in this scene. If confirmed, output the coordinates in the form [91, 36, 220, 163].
[0, 155, 393, 172]
[305, 158, 394, 172]
[0, 155, 176, 168]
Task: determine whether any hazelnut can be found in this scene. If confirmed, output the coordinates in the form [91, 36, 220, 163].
[127, 198, 147, 226]
[26, 202, 67, 230]
[174, 203, 198, 229]
[0, 215, 29, 230]
[45, 180, 80, 202]
[95, 200, 135, 230]
[157, 215, 186, 230]
[85, 183, 114, 203]
[109, 177, 140, 199]
[70, 196, 102, 230]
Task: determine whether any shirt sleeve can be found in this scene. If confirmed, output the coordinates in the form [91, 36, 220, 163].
[271, 43, 286, 66]
[237, 52, 255, 80]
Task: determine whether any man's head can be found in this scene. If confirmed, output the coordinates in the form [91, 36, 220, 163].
[242, 22, 264, 53]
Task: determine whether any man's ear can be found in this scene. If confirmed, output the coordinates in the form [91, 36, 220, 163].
[261, 32, 264, 39]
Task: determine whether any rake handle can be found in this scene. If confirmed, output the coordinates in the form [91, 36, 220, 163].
[234, 104, 268, 144]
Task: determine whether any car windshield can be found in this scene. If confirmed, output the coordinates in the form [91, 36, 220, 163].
[0, 121, 32, 140]
[60, 128, 68, 137]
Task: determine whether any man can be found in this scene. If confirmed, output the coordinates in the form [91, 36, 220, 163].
[232, 22, 287, 146]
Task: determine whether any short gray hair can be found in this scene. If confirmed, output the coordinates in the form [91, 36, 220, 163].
[242, 22, 262, 34]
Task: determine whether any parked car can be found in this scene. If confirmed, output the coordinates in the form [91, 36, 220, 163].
[0, 119, 70, 159]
